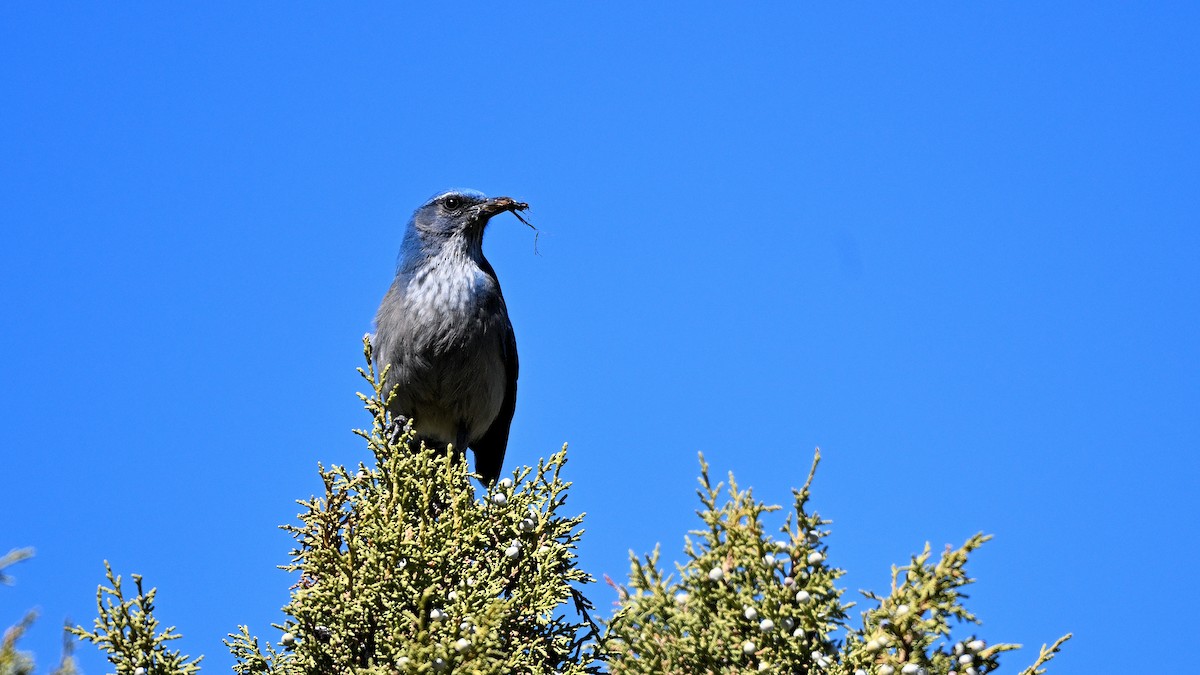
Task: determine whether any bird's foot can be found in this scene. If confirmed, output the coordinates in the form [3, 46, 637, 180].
[385, 415, 414, 447]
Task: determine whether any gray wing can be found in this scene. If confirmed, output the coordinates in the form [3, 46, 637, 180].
[371, 279, 409, 394]
[470, 318, 518, 485]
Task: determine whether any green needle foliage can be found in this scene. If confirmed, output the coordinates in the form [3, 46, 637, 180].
[1, 549, 77, 675]
[70, 563, 200, 675]
[225, 338, 602, 674]
[607, 453, 849, 673]
[606, 451, 1071, 675]
[57, 339, 1069, 674]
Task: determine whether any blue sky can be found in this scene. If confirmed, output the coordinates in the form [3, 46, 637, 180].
[2, 4, 1197, 673]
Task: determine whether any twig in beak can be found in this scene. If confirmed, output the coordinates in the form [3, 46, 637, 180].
[508, 203, 540, 256]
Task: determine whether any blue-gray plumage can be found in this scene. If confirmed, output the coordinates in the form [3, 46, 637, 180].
[373, 189, 525, 485]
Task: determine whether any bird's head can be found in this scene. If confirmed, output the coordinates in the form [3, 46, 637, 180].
[397, 189, 531, 273]
[409, 189, 529, 241]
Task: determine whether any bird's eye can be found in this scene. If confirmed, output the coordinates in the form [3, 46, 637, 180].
[443, 196, 462, 210]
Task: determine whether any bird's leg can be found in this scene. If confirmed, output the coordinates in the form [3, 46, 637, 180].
[453, 425, 470, 467]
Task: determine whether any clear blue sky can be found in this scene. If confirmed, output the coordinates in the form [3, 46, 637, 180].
[2, 4, 1197, 673]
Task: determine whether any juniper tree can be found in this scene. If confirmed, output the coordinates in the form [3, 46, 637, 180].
[71, 338, 601, 675]
[1, 548, 77, 675]
[605, 452, 1071, 675]
[221, 339, 602, 674]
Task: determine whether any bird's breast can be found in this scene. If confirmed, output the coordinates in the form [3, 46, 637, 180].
[405, 264, 494, 321]
[384, 258, 508, 443]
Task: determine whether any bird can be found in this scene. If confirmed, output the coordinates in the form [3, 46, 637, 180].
[372, 189, 527, 485]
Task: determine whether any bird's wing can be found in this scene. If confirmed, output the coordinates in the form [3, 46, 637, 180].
[471, 319, 518, 485]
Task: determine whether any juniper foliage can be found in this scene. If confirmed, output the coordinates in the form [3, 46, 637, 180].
[0, 549, 76, 675]
[1, 548, 38, 675]
[70, 563, 200, 675]
[225, 338, 602, 674]
[606, 452, 1071, 675]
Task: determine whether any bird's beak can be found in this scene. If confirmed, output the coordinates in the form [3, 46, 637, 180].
[476, 196, 530, 220]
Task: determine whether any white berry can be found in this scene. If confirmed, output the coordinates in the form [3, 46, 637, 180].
[759, 618, 775, 632]
[455, 638, 471, 653]
[742, 640, 756, 655]
[807, 551, 824, 564]
[491, 493, 508, 506]
[968, 639, 986, 652]
[708, 566, 724, 581]
[795, 590, 812, 603]
[499, 477, 513, 488]
[675, 591, 689, 604]
[744, 606, 758, 620]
